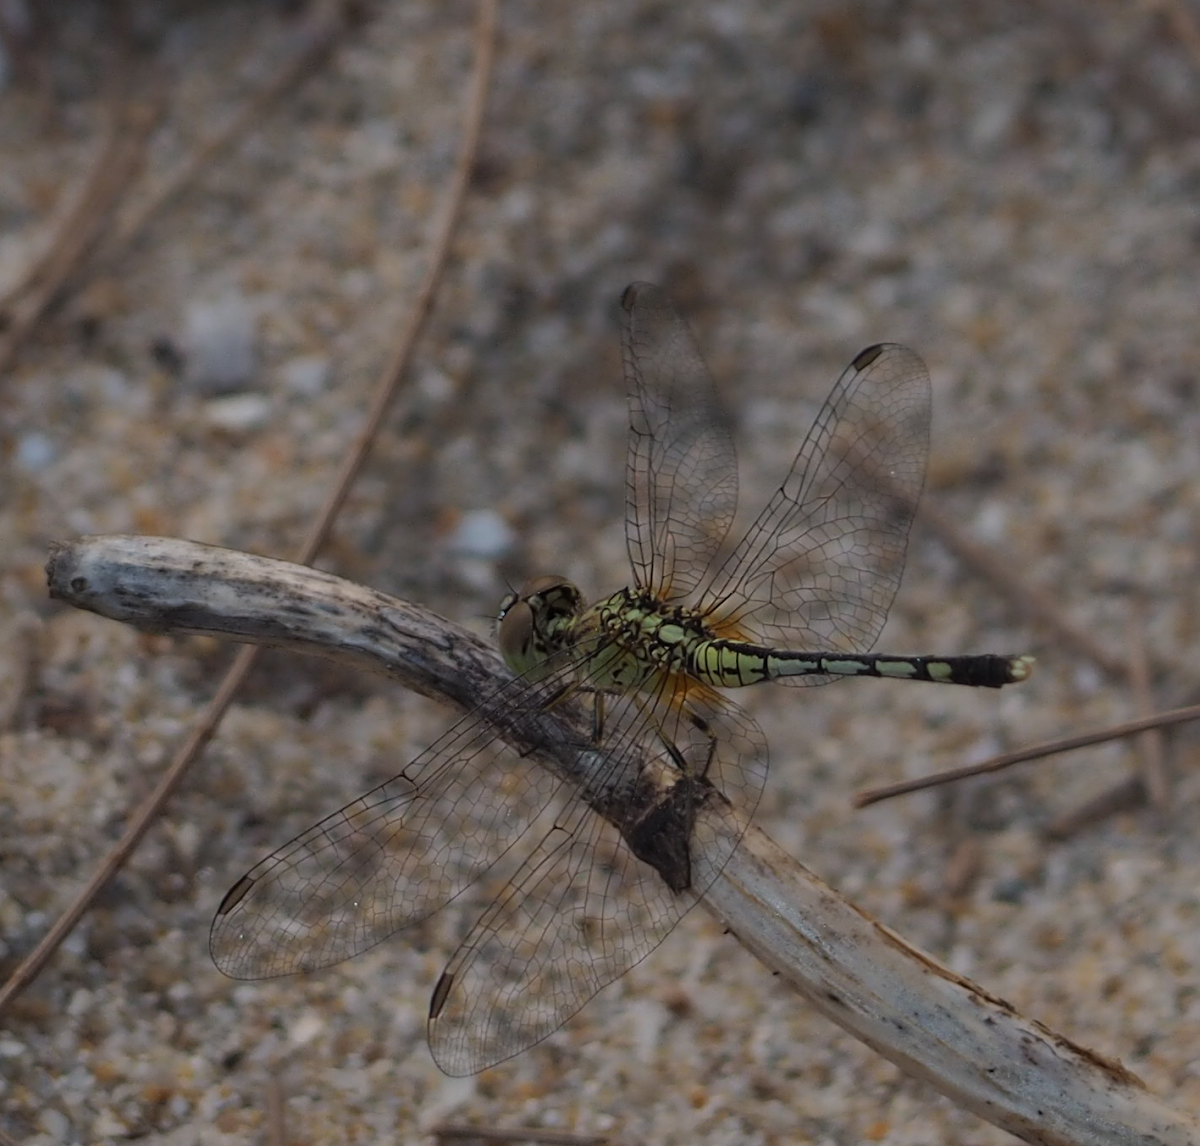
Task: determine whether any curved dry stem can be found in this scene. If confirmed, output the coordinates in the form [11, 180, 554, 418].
[44, 535, 1200, 1146]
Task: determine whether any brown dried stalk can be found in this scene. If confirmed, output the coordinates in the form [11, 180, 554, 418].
[44, 534, 1200, 1146]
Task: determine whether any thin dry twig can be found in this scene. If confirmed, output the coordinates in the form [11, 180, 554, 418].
[1042, 601, 1173, 834]
[0, 2, 349, 378]
[920, 475, 1194, 832]
[0, 79, 164, 378]
[45, 534, 1200, 1146]
[0, 23, 128, 316]
[854, 701, 1200, 808]
[0, 0, 498, 1020]
[1127, 600, 1168, 811]
[99, 0, 351, 270]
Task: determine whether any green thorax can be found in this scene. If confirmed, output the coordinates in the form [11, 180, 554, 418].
[497, 578, 720, 691]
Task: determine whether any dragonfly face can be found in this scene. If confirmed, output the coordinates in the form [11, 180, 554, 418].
[210, 282, 1032, 1077]
[496, 575, 585, 679]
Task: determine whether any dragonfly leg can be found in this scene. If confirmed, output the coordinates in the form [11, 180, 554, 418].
[510, 679, 593, 759]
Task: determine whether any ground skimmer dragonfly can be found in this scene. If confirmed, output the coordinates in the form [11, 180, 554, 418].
[210, 282, 1033, 1075]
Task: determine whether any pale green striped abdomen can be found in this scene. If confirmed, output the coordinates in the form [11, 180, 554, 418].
[689, 640, 1034, 690]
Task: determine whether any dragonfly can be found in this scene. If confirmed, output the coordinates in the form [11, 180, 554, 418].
[210, 282, 1033, 1076]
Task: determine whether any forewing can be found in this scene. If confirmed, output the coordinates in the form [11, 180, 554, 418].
[427, 676, 768, 1075]
[209, 667, 572, 979]
[622, 282, 739, 601]
[700, 343, 930, 670]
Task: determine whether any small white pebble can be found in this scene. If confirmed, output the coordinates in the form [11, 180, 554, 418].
[970, 96, 1019, 149]
[454, 557, 500, 597]
[448, 509, 515, 560]
[345, 118, 403, 176]
[182, 293, 259, 394]
[167, 820, 202, 864]
[340, 268, 373, 300]
[629, 998, 668, 1063]
[847, 220, 897, 260]
[39, 1109, 70, 1139]
[973, 500, 1009, 543]
[1071, 662, 1104, 695]
[417, 365, 455, 403]
[203, 393, 272, 433]
[288, 1009, 325, 1047]
[281, 354, 332, 396]
[418, 1073, 476, 1128]
[14, 431, 56, 471]
[92, 1110, 128, 1137]
[66, 988, 93, 1017]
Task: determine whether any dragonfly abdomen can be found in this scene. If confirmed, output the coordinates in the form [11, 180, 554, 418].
[690, 640, 1034, 690]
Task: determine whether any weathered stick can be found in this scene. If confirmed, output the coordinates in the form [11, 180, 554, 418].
[45, 535, 1200, 1146]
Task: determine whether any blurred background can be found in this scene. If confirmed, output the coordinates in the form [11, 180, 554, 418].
[2, 1, 1199, 1142]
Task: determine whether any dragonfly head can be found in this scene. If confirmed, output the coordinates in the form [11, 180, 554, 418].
[497, 576, 585, 677]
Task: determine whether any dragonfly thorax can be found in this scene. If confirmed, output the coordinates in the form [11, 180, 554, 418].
[581, 587, 720, 686]
[497, 575, 586, 679]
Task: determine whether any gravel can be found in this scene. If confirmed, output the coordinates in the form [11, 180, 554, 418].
[2, 2, 1199, 1143]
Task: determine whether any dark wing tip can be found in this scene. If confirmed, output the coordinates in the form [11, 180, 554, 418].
[214, 873, 256, 917]
[428, 971, 455, 1020]
[851, 343, 886, 370]
[620, 281, 660, 312]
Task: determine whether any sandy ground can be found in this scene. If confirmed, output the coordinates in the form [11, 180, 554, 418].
[2, 2, 1200, 1143]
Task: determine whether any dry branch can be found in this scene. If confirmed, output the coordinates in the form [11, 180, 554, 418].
[43, 534, 1200, 1146]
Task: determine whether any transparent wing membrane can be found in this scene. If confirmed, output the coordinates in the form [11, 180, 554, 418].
[210, 667, 572, 978]
[702, 342, 930, 661]
[212, 284, 1026, 1075]
[622, 283, 739, 600]
[428, 673, 766, 1074]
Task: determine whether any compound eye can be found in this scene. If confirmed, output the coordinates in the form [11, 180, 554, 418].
[497, 599, 536, 673]
[531, 578, 582, 619]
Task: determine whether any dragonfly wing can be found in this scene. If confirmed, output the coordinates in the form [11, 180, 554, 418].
[427, 798, 679, 1075]
[621, 282, 739, 601]
[701, 343, 930, 666]
[427, 680, 768, 1075]
[209, 666, 572, 979]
